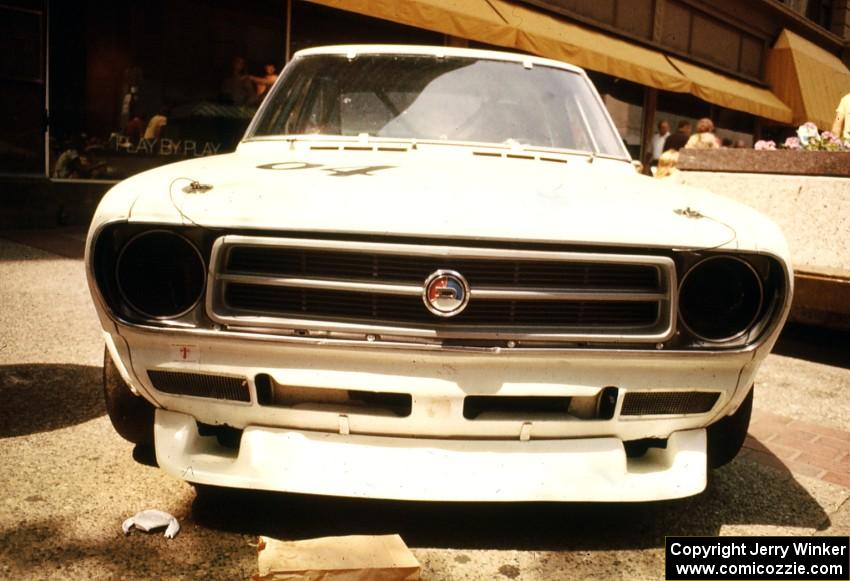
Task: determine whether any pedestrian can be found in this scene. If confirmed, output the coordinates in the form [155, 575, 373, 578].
[651, 119, 671, 166]
[250, 63, 279, 99]
[685, 117, 721, 149]
[221, 56, 254, 106]
[832, 92, 850, 140]
[144, 106, 169, 141]
[662, 120, 691, 152]
[655, 150, 679, 178]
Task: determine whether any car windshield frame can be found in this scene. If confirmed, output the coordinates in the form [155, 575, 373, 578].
[245, 50, 630, 160]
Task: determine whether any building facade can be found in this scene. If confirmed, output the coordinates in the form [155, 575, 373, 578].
[2, 0, 850, 224]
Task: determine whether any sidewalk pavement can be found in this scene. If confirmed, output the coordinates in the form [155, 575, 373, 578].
[1, 227, 87, 260]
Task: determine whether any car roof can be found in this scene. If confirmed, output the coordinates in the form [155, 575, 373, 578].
[292, 44, 586, 75]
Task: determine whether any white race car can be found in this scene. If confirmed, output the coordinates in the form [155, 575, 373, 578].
[87, 45, 792, 502]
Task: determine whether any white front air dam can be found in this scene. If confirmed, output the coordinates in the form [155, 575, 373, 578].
[154, 410, 707, 502]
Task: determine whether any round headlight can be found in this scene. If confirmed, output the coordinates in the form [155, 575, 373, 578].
[679, 256, 763, 342]
[116, 230, 205, 319]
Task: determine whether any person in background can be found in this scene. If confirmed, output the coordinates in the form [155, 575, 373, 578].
[53, 135, 106, 178]
[125, 115, 145, 144]
[144, 106, 169, 141]
[53, 137, 83, 178]
[222, 56, 254, 106]
[832, 92, 850, 140]
[662, 120, 691, 151]
[685, 117, 721, 149]
[650, 119, 671, 166]
[250, 63, 279, 100]
[655, 150, 679, 178]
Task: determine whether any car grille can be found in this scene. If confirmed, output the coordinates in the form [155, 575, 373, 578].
[226, 246, 660, 288]
[224, 284, 659, 327]
[207, 236, 676, 343]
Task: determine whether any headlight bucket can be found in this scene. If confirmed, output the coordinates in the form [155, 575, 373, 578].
[678, 255, 764, 343]
[115, 230, 206, 319]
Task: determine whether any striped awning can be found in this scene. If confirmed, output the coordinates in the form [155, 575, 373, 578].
[766, 29, 850, 129]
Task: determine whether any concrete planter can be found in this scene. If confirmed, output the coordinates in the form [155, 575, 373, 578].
[677, 148, 850, 177]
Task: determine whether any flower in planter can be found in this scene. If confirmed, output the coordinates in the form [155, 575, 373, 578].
[803, 130, 847, 151]
[822, 131, 842, 149]
[751, 123, 850, 152]
[783, 136, 802, 150]
[797, 122, 819, 146]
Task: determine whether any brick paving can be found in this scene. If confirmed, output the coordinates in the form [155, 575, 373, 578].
[745, 408, 850, 488]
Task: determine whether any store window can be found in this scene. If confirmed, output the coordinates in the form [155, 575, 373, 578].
[781, 0, 833, 30]
[652, 90, 711, 154]
[806, 0, 833, 31]
[48, 0, 286, 181]
[652, 97, 755, 151]
[655, 103, 755, 148]
[0, 1, 45, 175]
[713, 107, 756, 148]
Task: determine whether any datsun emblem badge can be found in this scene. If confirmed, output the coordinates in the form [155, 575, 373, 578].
[423, 270, 470, 317]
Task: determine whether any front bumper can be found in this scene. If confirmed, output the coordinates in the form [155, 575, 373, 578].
[112, 322, 760, 501]
[114, 324, 758, 442]
[155, 409, 708, 501]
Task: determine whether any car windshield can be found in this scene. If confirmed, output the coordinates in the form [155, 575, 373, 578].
[249, 52, 627, 157]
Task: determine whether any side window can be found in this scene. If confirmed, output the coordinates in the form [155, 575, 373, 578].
[562, 97, 592, 152]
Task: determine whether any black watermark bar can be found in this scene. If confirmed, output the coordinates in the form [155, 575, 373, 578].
[666, 536, 849, 580]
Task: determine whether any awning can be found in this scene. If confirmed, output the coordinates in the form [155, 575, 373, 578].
[495, 1, 691, 93]
[306, 0, 688, 91]
[766, 29, 850, 129]
[306, 0, 791, 123]
[668, 57, 792, 124]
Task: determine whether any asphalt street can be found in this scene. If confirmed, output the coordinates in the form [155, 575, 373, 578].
[1, 234, 849, 580]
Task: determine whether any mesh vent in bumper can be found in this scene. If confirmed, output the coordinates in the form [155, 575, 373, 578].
[620, 391, 720, 416]
[147, 370, 250, 402]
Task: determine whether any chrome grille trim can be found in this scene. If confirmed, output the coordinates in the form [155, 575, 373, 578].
[471, 288, 664, 301]
[206, 236, 677, 343]
[219, 274, 424, 296]
[218, 273, 667, 302]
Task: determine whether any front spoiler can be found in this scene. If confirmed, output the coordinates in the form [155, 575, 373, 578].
[155, 410, 707, 502]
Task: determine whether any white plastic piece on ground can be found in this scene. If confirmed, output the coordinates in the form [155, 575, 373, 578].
[256, 534, 420, 581]
[122, 509, 180, 539]
[155, 409, 708, 502]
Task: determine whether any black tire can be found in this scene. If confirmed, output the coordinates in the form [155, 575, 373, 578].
[103, 347, 155, 445]
[707, 385, 753, 468]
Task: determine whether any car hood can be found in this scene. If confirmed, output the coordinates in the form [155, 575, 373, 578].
[110, 143, 784, 254]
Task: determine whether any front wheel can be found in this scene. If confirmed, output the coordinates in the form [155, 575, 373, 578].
[707, 385, 753, 468]
[103, 347, 155, 446]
